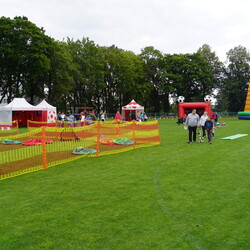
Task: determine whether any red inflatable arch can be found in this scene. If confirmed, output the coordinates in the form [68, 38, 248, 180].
[178, 102, 211, 118]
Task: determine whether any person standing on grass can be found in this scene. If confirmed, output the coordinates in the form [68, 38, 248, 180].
[115, 111, 122, 122]
[101, 111, 106, 122]
[199, 111, 208, 138]
[185, 109, 200, 143]
[80, 112, 85, 125]
[204, 116, 214, 144]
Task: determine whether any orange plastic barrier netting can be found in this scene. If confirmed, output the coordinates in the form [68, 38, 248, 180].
[27, 120, 56, 130]
[0, 120, 19, 137]
[27, 120, 98, 131]
[0, 129, 44, 179]
[0, 121, 160, 180]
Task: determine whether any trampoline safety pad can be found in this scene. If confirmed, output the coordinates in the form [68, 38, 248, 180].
[219, 134, 248, 140]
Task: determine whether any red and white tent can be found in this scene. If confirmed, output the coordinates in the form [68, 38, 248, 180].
[0, 98, 57, 126]
[35, 99, 57, 122]
[0, 98, 42, 126]
[122, 99, 144, 121]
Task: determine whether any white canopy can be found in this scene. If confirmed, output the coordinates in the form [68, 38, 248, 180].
[0, 98, 40, 111]
[0, 98, 41, 124]
[35, 99, 57, 122]
[122, 99, 144, 110]
[36, 99, 56, 111]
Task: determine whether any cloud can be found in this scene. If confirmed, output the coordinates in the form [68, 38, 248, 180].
[1, 0, 250, 61]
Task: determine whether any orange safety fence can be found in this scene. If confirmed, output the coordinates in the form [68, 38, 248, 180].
[0, 120, 160, 180]
[0, 120, 19, 137]
[27, 120, 56, 130]
[27, 119, 98, 132]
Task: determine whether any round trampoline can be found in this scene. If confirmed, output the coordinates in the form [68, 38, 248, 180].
[1, 139, 21, 145]
[113, 137, 134, 145]
[72, 147, 97, 155]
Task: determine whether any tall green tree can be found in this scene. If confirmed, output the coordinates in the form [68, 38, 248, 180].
[45, 40, 74, 111]
[0, 16, 53, 104]
[101, 45, 150, 112]
[222, 46, 250, 112]
[66, 40, 150, 113]
[66, 38, 106, 112]
[197, 44, 226, 109]
[121, 50, 151, 106]
[197, 44, 225, 91]
[162, 53, 214, 102]
[140, 46, 165, 112]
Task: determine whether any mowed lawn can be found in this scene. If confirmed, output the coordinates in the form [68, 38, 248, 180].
[0, 117, 249, 249]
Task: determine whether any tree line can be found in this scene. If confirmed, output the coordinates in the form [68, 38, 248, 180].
[1, 16, 250, 113]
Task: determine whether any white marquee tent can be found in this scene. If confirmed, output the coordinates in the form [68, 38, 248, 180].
[0, 98, 41, 125]
[0, 98, 57, 126]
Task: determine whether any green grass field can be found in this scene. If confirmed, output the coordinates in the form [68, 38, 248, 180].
[0, 118, 249, 249]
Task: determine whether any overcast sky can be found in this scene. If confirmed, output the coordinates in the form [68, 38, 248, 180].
[1, 0, 250, 62]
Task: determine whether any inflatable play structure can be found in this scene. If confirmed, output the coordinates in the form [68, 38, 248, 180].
[122, 99, 144, 121]
[178, 102, 211, 118]
[0, 98, 57, 126]
[238, 80, 250, 120]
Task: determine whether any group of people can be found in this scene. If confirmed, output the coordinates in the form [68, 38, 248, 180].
[58, 110, 150, 124]
[56, 112, 93, 127]
[57, 112, 92, 122]
[100, 111, 148, 122]
[185, 109, 215, 144]
[100, 111, 122, 122]
[139, 112, 148, 122]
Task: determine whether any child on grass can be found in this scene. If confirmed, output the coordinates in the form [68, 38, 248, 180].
[204, 116, 213, 144]
[199, 111, 208, 138]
